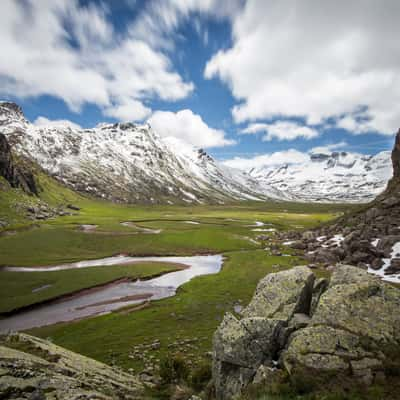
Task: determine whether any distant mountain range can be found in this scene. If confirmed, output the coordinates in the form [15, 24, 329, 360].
[0, 101, 393, 204]
[247, 150, 392, 203]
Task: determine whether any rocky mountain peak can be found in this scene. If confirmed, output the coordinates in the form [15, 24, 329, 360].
[0, 101, 25, 124]
[0, 103, 269, 203]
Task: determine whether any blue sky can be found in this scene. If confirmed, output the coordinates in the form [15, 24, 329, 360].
[0, 0, 398, 169]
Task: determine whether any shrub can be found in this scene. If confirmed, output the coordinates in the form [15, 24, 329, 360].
[159, 353, 189, 384]
[190, 362, 212, 391]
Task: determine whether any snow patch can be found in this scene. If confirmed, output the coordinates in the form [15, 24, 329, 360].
[368, 242, 400, 283]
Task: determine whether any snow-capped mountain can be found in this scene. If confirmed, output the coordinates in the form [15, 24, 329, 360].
[247, 150, 393, 203]
[0, 102, 270, 204]
[0, 101, 393, 204]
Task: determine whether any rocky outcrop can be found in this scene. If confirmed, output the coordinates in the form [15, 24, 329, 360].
[0, 133, 37, 195]
[279, 129, 400, 281]
[0, 333, 144, 399]
[212, 265, 400, 399]
[391, 128, 400, 180]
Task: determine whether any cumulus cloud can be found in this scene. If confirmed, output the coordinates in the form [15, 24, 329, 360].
[34, 116, 82, 130]
[222, 142, 353, 171]
[205, 0, 400, 135]
[103, 99, 151, 121]
[148, 109, 235, 148]
[222, 149, 309, 170]
[241, 121, 319, 141]
[0, 0, 193, 121]
[310, 141, 348, 154]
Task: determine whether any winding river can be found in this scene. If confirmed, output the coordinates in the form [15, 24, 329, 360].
[0, 254, 223, 333]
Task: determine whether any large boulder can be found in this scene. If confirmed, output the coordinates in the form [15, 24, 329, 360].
[0, 333, 143, 399]
[212, 265, 400, 399]
[242, 266, 315, 321]
[213, 266, 315, 399]
[283, 265, 400, 387]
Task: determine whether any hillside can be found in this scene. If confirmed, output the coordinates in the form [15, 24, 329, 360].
[0, 102, 273, 205]
[281, 128, 400, 283]
[1, 101, 393, 205]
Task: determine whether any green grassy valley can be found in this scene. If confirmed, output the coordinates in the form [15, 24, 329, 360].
[0, 178, 347, 373]
[4, 165, 391, 400]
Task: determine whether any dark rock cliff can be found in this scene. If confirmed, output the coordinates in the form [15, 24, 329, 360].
[0, 133, 38, 195]
[391, 128, 400, 178]
[384, 128, 400, 195]
[279, 128, 400, 277]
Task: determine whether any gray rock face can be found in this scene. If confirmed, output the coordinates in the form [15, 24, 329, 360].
[0, 333, 143, 399]
[283, 266, 400, 386]
[212, 265, 400, 399]
[391, 128, 400, 179]
[213, 266, 315, 400]
[0, 133, 37, 195]
[242, 266, 315, 320]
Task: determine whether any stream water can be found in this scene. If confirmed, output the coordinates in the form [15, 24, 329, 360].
[0, 254, 223, 333]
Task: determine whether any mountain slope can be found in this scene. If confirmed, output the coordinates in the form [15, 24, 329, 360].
[0, 102, 270, 204]
[0, 101, 393, 204]
[280, 129, 400, 283]
[248, 150, 392, 203]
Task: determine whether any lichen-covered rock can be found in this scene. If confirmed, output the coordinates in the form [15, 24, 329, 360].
[213, 266, 314, 399]
[213, 314, 284, 367]
[0, 333, 144, 399]
[213, 265, 400, 399]
[242, 266, 315, 321]
[282, 265, 400, 389]
[212, 313, 285, 399]
[283, 325, 375, 373]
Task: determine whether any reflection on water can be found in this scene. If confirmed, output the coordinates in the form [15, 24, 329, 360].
[0, 255, 223, 332]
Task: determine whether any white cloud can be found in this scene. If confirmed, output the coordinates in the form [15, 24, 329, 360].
[130, 0, 242, 49]
[103, 98, 151, 121]
[205, 0, 400, 135]
[310, 141, 348, 154]
[0, 0, 193, 121]
[148, 109, 235, 148]
[241, 121, 319, 141]
[34, 116, 82, 130]
[222, 149, 309, 170]
[222, 141, 351, 171]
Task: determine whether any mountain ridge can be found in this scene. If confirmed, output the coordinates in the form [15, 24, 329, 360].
[246, 149, 392, 203]
[0, 101, 271, 204]
[0, 101, 393, 204]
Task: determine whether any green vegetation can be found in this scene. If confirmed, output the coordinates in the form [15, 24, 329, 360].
[0, 181, 347, 372]
[0, 194, 349, 266]
[0, 177, 357, 398]
[0, 262, 186, 314]
[239, 380, 397, 400]
[31, 251, 300, 371]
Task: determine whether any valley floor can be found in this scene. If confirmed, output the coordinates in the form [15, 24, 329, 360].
[0, 198, 349, 378]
